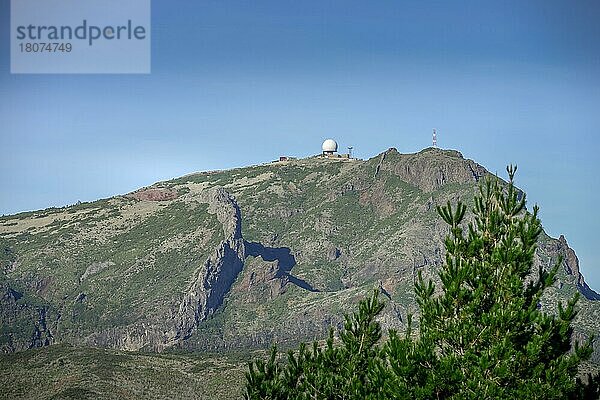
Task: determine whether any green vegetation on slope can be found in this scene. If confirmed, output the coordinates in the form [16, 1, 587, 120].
[2, 147, 600, 361]
[245, 168, 599, 399]
[0, 344, 250, 400]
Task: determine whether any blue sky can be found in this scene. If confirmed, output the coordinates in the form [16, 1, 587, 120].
[1, 1, 599, 289]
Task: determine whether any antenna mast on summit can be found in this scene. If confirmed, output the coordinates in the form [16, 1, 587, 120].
[432, 129, 437, 148]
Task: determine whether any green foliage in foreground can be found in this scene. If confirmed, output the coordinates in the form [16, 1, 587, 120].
[245, 167, 600, 399]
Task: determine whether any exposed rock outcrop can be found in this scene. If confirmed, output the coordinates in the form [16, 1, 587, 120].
[379, 148, 488, 192]
[80, 261, 115, 283]
[553, 235, 600, 300]
[175, 188, 245, 341]
[84, 322, 169, 351]
[238, 258, 289, 300]
[128, 188, 179, 202]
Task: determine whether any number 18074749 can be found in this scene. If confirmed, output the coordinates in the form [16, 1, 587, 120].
[19, 42, 72, 52]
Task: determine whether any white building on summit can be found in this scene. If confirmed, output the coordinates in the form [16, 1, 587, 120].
[322, 139, 338, 155]
[321, 139, 352, 159]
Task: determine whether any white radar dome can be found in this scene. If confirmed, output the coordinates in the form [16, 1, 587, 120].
[322, 139, 338, 153]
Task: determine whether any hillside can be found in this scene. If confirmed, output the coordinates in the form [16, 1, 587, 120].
[0, 344, 249, 399]
[2, 147, 599, 362]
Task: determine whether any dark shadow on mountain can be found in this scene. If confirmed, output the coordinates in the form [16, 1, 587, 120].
[579, 283, 600, 301]
[245, 242, 295, 274]
[287, 275, 318, 292]
[245, 241, 318, 292]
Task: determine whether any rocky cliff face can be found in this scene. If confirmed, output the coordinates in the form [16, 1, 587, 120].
[1, 147, 598, 356]
[175, 188, 246, 341]
[542, 234, 600, 301]
[0, 281, 55, 352]
[375, 148, 487, 191]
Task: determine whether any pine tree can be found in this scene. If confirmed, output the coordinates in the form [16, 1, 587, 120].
[244, 167, 598, 399]
[385, 165, 596, 399]
[245, 292, 386, 399]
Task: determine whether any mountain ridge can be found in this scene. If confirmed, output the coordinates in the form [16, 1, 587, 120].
[1, 147, 599, 358]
